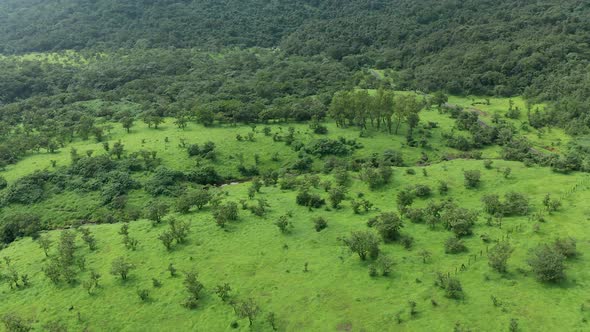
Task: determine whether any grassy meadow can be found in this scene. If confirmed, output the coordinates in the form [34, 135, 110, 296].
[0, 96, 588, 331]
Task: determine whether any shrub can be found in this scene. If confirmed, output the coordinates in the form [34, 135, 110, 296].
[279, 174, 300, 190]
[373, 212, 404, 242]
[405, 208, 424, 223]
[481, 194, 502, 215]
[213, 202, 239, 228]
[0, 213, 42, 244]
[110, 257, 135, 281]
[463, 170, 481, 188]
[438, 180, 449, 194]
[445, 277, 464, 299]
[328, 186, 347, 208]
[183, 271, 204, 309]
[382, 150, 404, 167]
[445, 237, 467, 254]
[275, 215, 293, 234]
[488, 242, 512, 273]
[396, 189, 414, 212]
[527, 244, 566, 282]
[137, 289, 150, 302]
[145, 166, 184, 196]
[441, 206, 478, 237]
[305, 137, 359, 157]
[376, 255, 394, 276]
[413, 184, 432, 198]
[399, 234, 414, 249]
[502, 192, 529, 216]
[313, 217, 328, 232]
[553, 237, 577, 258]
[2, 313, 32, 332]
[295, 190, 325, 209]
[186, 165, 223, 185]
[187, 141, 216, 159]
[343, 230, 380, 260]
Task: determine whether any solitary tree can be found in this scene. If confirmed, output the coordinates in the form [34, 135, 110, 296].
[110, 257, 135, 281]
[488, 242, 512, 273]
[234, 298, 260, 326]
[343, 230, 380, 260]
[527, 244, 566, 282]
[146, 201, 169, 224]
[463, 170, 481, 188]
[183, 271, 204, 309]
[38, 235, 52, 257]
[110, 140, 125, 159]
[215, 283, 232, 302]
[120, 117, 134, 133]
[328, 185, 347, 208]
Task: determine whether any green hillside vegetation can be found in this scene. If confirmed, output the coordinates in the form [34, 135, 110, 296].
[1, 93, 590, 330]
[1, 0, 590, 331]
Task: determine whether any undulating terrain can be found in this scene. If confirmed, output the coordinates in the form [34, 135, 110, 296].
[0, 1, 589, 331]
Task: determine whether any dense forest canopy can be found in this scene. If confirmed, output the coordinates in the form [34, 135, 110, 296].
[1, 0, 589, 98]
[0, 0, 590, 168]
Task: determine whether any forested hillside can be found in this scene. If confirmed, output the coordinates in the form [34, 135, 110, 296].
[0, 0, 589, 100]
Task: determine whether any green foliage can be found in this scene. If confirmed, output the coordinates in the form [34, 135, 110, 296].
[552, 237, 578, 258]
[441, 206, 478, 238]
[212, 202, 239, 228]
[215, 283, 232, 303]
[527, 244, 566, 283]
[110, 257, 134, 281]
[295, 190, 325, 209]
[343, 230, 380, 261]
[275, 215, 293, 234]
[313, 217, 328, 232]
[436, 273, 464, 300]
[463, 170, 481, 188]
[0, 213, 41, 244]
[488, 242, 513, 273]
[444, 237, 467, 254]
[145, 167, 184, 196]
[183, 271, 204, 309]
[372, 212, 404, 242]
[234, 298, 260, 326]
[1, 313, 32, 332]
[146, 201, 169, 225]
[328, 185, 347, 208]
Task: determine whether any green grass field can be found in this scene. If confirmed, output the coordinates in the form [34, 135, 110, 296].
[1, 95, 589, 331]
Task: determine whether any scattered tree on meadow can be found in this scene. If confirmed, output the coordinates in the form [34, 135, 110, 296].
[328, 185, 347, 208]
[110, 257, 135, 281]
[38, 234, 52, 257]
[488, 242, 512, 273]
[213, 202, 239, 228]
[343, 230, 380, 260]
[146, 200, 169, 225]
[234, 298, 260, 327]
[372, 212, 404, 242]
[215, 283, 232, 303]
[527, 244, 566, 282]
[183, 271, 204, 309]
[463, 170, 481, 188]
[313, 217, 328, 232]
[275, 215, 293, 234]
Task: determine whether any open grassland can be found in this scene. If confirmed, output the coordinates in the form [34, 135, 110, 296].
[0, 94, 588, 331]
[0, 159, 589, 331]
